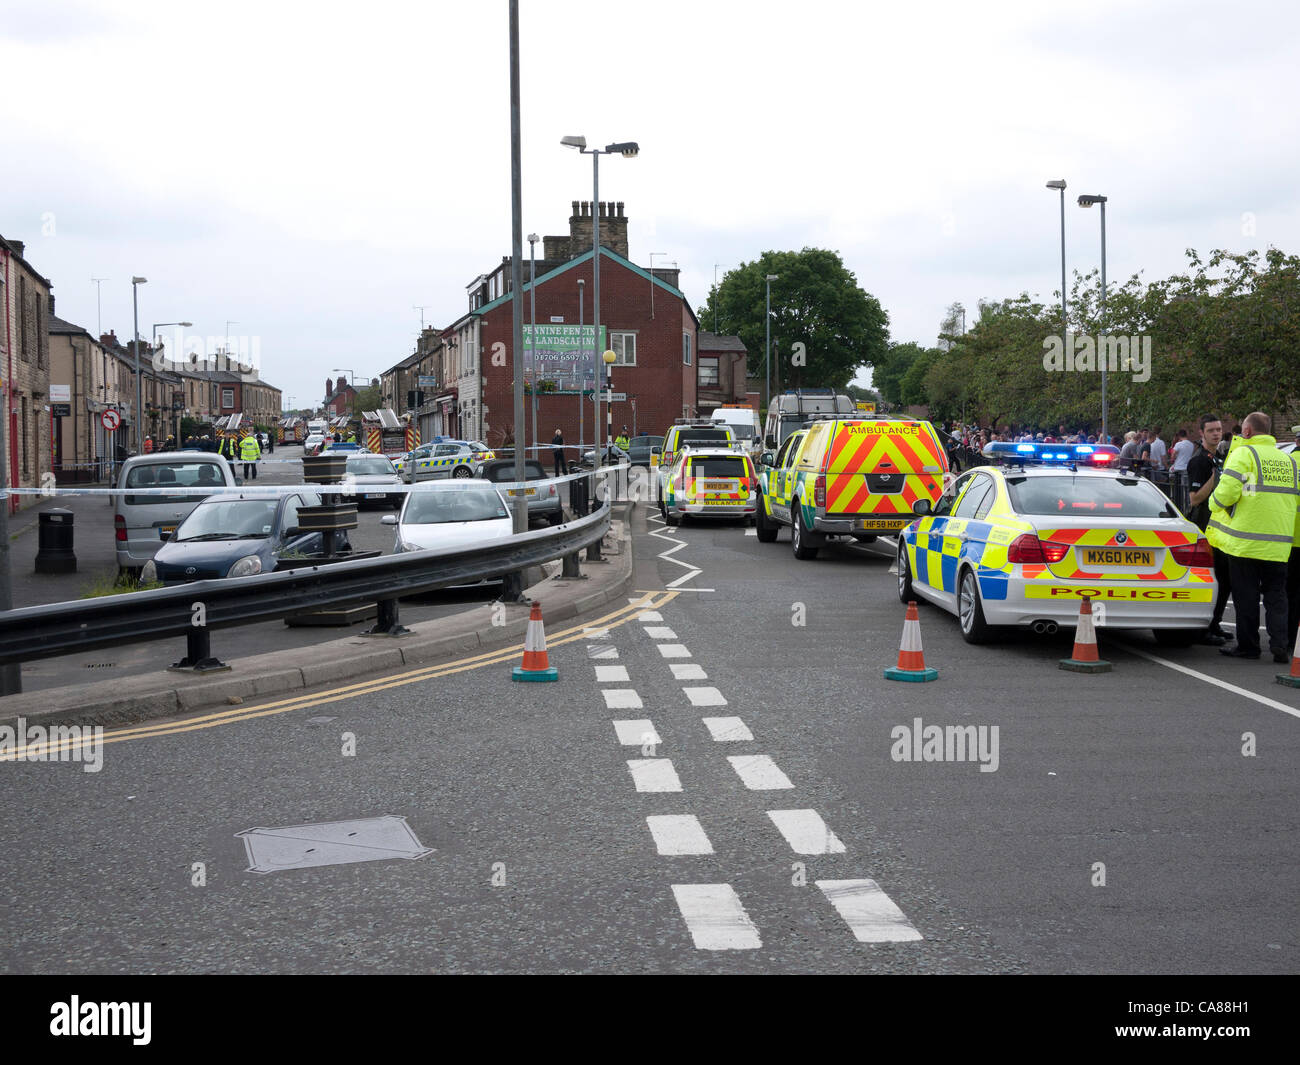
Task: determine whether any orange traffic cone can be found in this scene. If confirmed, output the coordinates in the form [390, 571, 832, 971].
[512, 600, 558, 682]
[884, 601, 938, 682]
[1275, 626, 1300, 688]
[1059, 595, 1112, 673]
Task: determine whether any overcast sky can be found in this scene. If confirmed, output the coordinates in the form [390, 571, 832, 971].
[3, 0, 1298, 406]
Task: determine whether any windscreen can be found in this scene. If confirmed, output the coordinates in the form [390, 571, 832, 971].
[176, 500, 278, 540]
[346, 456, 396, 475]
[689, 457, 748, 478]
[1006, 476, 1178, 518]
[124, 461, 226, 504]
[404, 488, 509, 524]
[678, 429, 731, 447]
[484, 462, 545, 482]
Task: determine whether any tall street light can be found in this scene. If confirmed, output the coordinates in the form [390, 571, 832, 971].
[577, 278, 585, 450]
[561, 134, 638, 500]
[528, 232, 538, 455]
[131, 277, 147, 453]
[1045, 180, 1067, 328]
[765, 274, 779, 416]
[1078, 193, 1109, 442]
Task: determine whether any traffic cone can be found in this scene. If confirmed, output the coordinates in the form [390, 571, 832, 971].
[512, 600, 558, 682]
[1059, 595, 1112, 673]
[1275, 626, 1300, 688]
[884, 601, 938, 682]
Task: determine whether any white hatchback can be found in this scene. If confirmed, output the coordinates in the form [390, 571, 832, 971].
[381, 479, 513, 555]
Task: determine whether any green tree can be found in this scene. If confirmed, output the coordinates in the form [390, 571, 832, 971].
[348, 383, 383, 421]
[696, 249, 889, 392]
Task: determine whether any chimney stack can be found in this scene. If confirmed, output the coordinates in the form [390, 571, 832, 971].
[326, 378, 333, 396]
[337, 375, 348, 394]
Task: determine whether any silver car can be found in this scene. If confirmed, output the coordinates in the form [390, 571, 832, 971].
[402, 441, 485, 483]
[113, 452, 238, 576]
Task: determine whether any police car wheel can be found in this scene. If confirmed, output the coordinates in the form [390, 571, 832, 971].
[755, 497, 777, 542]
[958, 568, 993, 644]
[452, 465, 472, 479]
[897, 542, 915, 604]
[791, 503, 819, 560]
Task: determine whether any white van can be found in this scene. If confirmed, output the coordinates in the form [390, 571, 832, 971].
[114, 452, 239, 575]
[707, 405, 761, 446]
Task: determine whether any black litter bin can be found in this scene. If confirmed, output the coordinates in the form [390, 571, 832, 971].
[35, 508, 77, 574]
[569, 475, 589, 517]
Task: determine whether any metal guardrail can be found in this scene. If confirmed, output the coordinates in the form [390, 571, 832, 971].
[0, 502, 611, 672]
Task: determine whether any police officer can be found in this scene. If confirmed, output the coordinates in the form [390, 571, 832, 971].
[240, 432, 262, 480]
[222, 433, 240, 475]
[615, 426, 630, 452]
[1207, 411, 1299, 662]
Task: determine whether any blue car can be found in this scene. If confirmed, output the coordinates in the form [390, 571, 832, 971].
[140, 490, 347, 584]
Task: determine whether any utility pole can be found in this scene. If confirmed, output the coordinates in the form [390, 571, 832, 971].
[506, 0, 527, 536]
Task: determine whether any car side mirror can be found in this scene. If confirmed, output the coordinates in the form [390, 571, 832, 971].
[381, 514, 398, 526]
[760, 451, 774, 467]
[912, 499, 932, 516]
[650, 447, 661, 457]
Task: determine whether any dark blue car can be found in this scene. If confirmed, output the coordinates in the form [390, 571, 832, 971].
[140, 490, 346, 584]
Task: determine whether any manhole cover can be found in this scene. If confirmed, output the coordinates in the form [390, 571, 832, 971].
[236, 815, 433, 874]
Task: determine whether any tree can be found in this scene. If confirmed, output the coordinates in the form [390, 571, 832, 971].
[348, 383, 383, 422]
[696, 249, 889, 393]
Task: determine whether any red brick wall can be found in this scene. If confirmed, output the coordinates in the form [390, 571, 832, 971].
[478, 254, 698, 453]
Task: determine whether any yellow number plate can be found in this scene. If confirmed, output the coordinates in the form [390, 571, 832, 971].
[858, 518, 909, 530]
[508, 488, 537, 496]
[1083, 548, 1153, 566]
[704, 481, 735, 491]
[159, 526, 177, 539]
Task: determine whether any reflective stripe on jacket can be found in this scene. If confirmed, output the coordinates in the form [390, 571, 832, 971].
[1206, 435, 1298, 561]
[240, 436, 262, 461]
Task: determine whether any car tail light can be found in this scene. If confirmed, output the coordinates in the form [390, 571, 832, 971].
[114, 515, 127, 542]
[815, 474, 826, 509]
[1171, 538, 1214, 567]
[548, 484, 556, 496]
[1008, 533, 1065, 564]
[1041, 540, 1070, 563]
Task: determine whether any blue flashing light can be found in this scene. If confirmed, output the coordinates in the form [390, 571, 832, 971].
[1016, 443, 1036, 453]
[982, 442, 1121, 466]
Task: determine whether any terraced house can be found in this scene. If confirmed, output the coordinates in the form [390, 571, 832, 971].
[1, 235, 52, 507]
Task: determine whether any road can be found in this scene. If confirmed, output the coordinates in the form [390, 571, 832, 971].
[1, 505, 1296, 973]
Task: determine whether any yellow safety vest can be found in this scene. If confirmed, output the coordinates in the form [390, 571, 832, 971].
[240, 435, 262, 461]
[1206, 435, 1299, 562]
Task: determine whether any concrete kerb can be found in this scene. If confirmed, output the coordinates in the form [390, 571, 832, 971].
[0, 504, 635, 731]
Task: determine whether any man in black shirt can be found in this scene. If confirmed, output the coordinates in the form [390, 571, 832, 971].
[1187, 414, 1229, 645]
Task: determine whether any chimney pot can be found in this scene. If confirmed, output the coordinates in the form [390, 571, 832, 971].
[571, 200, 579, 216]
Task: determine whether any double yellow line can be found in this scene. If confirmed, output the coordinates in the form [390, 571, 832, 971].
[2, 590, 679, 759]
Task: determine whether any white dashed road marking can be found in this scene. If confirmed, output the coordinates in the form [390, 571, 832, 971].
[612, 720, 661, 747]
[702, 716, 754, 742]
[657, 644, 691, 658]
[637, 611, 664, 622]
[683, 686, 727, 707]
[587, 644, 620, 660]
[670, 662, 708, 680]
[767, 809, 846, 855]
[728, 754, 794, 790]
[643, 626, 678, 640]
[817, 879, 923, 942]
[646, 815, 714, 855]
[627, 758, 683, 793]
[583, 627, 610, 640]
[671, 884, 762, 950]
[603, 689, 644, 710]
[595, 665, 630, 683]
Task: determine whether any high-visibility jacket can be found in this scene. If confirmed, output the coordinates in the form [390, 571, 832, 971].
[240, 435, 262, 462]
[615, 434, 630, 450]
[1206, 434, 1299, 562]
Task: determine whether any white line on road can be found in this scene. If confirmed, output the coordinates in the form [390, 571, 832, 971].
[643, 626, 678, 640]
[768, 809, 846, 854]
[637, 611, 664, 622]
[647, 815, 713, 855]
[728, 754, 794, 790]
[603, 689, 644, 710]
[595, 665, 630, 683]
[612, 720, 661, 747]
[702, 716, 753, 742]
[657, 644, 692, 658]
[670, 662, 708, 680]
[627, 758, 683, 792]
[683, 686, 728, 707]
[744, 528, 756, 536]
[671, 884, 762, 949]
[587, 644, 620, 660]
[816, 879, 923, 942]
[1121, 644, 1300, 721]
[583, 627, 611, 640]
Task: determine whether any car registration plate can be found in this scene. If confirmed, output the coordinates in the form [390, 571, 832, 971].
[159, 525, 177, 539]
[704, 480, 736, 491]
[365, 493, 386, 499]
[508, 488, 537, 496]
[858, 518, 908, 530]
[1084, 548, 1153, 566]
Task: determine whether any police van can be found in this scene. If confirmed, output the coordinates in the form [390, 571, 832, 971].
[755, 416, 949, 559]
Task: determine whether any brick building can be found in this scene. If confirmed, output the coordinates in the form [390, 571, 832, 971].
[1, 235, 53, 507]
[696, 332, 750, 411]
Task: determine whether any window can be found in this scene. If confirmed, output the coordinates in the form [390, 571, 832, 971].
[610, 331, 636, 366]
[953, 478, 992, 519]
[222, 388, 234, 409]
[682, 332, 692, 366]
[699, 357, 719, 387]
[21, 396, 29, 478]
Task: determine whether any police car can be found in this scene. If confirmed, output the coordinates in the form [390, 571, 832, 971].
[896, 442, 1216, 644]
[653, 419, 737, 500]
[398, 440, 494, 483]
[659, 446, 757, 526]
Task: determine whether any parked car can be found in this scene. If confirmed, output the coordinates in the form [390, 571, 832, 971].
[626, 435, 663, 468]
[322, 441, 366, 454]
[401, 440, 487, 483]
[303, 433, 325, 456]
[579, 444, 630, 469]
[381, 482, 514, 582]
[114, 452, 239, 577]
[345, 453, 404, 508]
[478, 458, 564, 525]
[141, 490, 342, 585]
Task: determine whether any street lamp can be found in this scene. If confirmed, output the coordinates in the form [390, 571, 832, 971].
[1045, 180, 1067, 327]
[562, 134, 639, 495]
[131, 277, 147, 453]
[765, 274, 779, 413]
[577, 278, 585, 451]
[603, 348, 617, 452]
[1078, 193, 1109, 441]
[528, 232, 539, 455]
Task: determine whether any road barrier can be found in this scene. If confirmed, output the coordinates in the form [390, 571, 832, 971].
[0, 502, 612, 675]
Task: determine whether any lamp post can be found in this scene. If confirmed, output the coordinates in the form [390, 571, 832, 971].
[131, 277, 147, 453]
[577, 278, 585, 451]
[528, 232, 538, 456]
[1078, 193, 1109, 441]
[1045, 180, 1067, 328]
[603, 348, 617, 451]
[562, 134, 638, 491]
[764, 274, 779, 413]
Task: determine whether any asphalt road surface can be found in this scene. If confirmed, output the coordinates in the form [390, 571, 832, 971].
[1, 505, 1296, 973]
